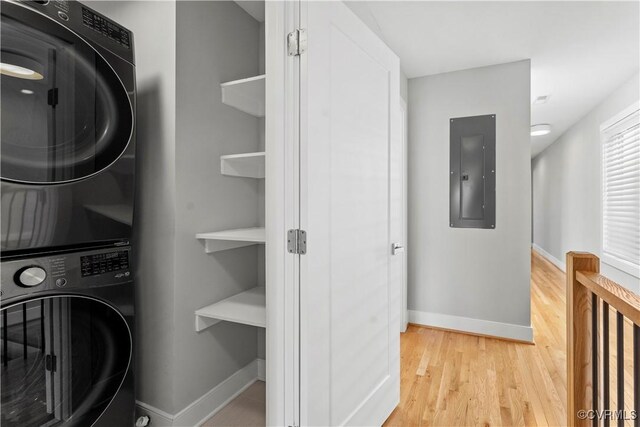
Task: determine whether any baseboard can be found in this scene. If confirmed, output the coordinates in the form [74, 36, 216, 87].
[408, 310, 534, 343]
[532, 243, 566, 272]
[257, 358, 266, 381]
[135, 358, 265, 427]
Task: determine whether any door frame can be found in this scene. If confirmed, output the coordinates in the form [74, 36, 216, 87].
[265, 2, 300, 427]
[400, 98, 408, 332]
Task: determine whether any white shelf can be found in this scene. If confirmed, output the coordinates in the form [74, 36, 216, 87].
[195, 287, 266, 331]
[221, 75, 265, 117]
[196, 227, 265, 253]
[221, 152, 265, 178]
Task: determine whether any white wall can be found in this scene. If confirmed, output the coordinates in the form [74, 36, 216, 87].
[532, 72, 640, 293]
[408, 60, 532, 342]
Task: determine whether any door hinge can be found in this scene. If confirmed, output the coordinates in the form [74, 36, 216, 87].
[287, 229, 307, 254]
[287, 28, 307, 56]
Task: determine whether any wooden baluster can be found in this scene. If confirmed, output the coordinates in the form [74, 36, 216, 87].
[617, 312, 624, 427]
[603, 301, 610, 427]
[593, 293, 599, 427]
[634, 325, 639, 427]
[567, 252, 600, 427]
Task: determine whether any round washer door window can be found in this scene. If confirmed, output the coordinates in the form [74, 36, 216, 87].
[0, 7, 133, 184]
[0, 296, 132, 427]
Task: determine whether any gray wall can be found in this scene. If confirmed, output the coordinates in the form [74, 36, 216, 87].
[532, 72, 640, 293]
[90, 0, 178, 413]
[407, 60, 532, 340]
[174, 0, 262, 411]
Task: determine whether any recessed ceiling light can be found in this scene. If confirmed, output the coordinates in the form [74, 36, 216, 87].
[0, 62, 44, 80]
[20, 89, 34, 95]
[533, 95, 550, 105]
[531, 124, 552, 136]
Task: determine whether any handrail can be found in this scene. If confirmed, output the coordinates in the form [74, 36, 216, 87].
[576, 271, 640, 325]
[566, 251, 640, 427]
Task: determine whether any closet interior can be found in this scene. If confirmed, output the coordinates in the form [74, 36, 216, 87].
[192, 1, 268, 425]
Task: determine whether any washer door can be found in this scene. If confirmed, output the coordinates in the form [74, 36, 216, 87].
[0, 6, 133, 184]
[0, 296, 132, 427]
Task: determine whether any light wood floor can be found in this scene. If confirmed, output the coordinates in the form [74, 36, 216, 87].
[384, 251, 569, 426]
[385, 251, 638, 427]
[201, 381, 265, 427]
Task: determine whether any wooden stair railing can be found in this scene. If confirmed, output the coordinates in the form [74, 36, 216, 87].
[567, 252, 640, 427]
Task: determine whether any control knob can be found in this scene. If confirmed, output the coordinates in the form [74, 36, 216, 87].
[15, 266, 47, 287]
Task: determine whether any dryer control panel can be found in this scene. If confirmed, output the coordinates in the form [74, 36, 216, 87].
[10, 0, 135, 64]
[0, 246, 132, 302]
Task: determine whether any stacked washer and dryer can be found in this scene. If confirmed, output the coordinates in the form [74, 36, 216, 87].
[0, 1, 136, 426]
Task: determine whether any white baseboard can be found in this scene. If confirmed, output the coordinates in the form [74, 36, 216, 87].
[135, 358, 265, 427]
[257, 358, 266, 381]
[408, 310, 534, 343]
[532, 243, 566, 272]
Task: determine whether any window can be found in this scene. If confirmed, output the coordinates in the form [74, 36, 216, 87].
[601, 102, 640, 278]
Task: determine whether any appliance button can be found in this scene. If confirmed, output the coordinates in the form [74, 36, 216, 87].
[58, 11, 69, 21]
[16, 267, 47, 287]
[55, 278, 67, 288]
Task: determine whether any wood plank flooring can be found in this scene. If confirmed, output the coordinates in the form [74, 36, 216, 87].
[201, 381, 265, 427]
[384, 251, 569, 426]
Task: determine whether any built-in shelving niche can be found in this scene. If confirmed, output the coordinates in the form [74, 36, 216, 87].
[193, 2, 268, 424]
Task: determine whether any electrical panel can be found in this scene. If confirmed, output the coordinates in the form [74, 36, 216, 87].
[450, 114, 496, 229]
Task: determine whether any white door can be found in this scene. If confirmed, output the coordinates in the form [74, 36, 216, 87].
[299, 2, 401, 425]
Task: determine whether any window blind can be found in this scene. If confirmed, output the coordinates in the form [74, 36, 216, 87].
[602, 107, 640, 277]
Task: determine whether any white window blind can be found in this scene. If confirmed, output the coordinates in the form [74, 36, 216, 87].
[601, 105, 640, 278]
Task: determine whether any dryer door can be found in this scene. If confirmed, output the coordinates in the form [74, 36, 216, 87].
[0, 4, 133, 184]
[0, 296, 132, 427]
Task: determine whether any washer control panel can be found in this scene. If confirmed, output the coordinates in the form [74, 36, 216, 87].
[1, 246, 132, 302]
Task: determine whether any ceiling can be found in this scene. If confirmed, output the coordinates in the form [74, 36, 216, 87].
[346, 1, 640, 157]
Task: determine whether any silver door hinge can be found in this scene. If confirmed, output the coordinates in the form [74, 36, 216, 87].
[287, 28, 307, 56]
[287, 229, 307, 254]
